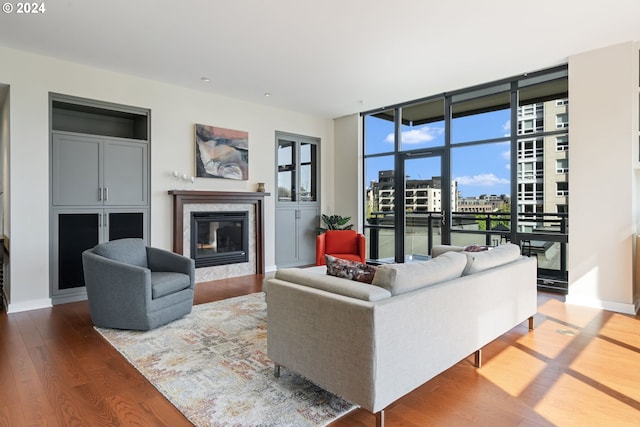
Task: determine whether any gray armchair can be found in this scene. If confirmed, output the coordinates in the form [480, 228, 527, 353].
[82, 238, 195, 331]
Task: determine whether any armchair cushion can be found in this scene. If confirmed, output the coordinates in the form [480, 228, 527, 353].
[151, 272, 192, 298]
[93, 238, 148, 268]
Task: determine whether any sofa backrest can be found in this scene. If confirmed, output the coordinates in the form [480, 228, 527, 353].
[462, 243, 521, 275]
[372, 251, 467, 295]
[92, 238, 148, 268]
[274, 267, 391, 302]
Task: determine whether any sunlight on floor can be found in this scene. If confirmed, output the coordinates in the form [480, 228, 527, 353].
[534, 373, 640, 427]
[519, 316, 581, 360]
[570, 336, 640, 402]
[478, 346, 546, 396]
[537, 298, 602, 329]
[479, 297, 640, 426]
[598, 312, 640, 348]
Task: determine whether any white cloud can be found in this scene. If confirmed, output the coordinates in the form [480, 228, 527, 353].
[454, 173, 509, 186]
[503, 119, 511, 137]
[384, 126, 444, 144]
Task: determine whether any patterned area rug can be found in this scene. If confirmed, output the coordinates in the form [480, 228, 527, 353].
[96, 292, 355, 426]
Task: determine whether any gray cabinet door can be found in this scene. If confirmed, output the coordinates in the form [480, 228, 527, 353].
[275, 205, 319, 267]
[105, 208, 148, 242]
[51, 208, 149, 303]
[297, 205, 320, 263]
[52, 134, 102, 206]
[103, 140, 148, 206]
[274, 206, 299, 267]
[52, 133, 148, 207]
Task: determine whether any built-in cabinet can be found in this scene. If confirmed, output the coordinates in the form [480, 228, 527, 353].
[49, 94, 150, 304]
[274, 132, 320, 267]
[52, 133, 148, 206]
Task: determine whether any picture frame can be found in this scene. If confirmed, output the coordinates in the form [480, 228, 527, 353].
[195, 124, 248, 180]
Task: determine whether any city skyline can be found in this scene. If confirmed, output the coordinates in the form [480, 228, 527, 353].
[365, 108, 512, 198]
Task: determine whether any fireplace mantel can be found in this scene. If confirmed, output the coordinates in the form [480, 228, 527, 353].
[168, 190, 270, 274]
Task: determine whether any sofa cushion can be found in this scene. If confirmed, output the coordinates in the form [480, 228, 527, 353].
[462, 243, 521, 275]
[325, 254, 377, 284]
[372, 251, 467, 295]
[274, 268, 391, 302]
[325, 230, 358, 255]
[93, 238, 148, 268]
[431, 245, 464, 258]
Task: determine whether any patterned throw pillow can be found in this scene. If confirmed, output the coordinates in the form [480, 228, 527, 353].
[464, 244, 489, 252]
[325, 254, 377, 284]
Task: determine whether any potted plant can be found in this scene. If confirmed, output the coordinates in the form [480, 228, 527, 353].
[316, 214, 353, 234]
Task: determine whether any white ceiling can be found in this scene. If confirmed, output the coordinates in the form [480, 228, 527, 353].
[1, 0, 640, 118]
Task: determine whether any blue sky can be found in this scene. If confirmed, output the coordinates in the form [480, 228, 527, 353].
[365, 109, 512, 197]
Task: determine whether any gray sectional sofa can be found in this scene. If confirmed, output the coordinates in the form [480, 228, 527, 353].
[265, 243, 537, 426]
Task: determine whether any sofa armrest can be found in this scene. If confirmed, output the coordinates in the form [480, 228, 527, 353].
[147, 247, 195, 289]
[267, 280, 377, 410]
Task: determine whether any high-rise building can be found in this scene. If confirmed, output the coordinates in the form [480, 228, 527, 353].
[516, 98, 569, 232]
[370, 172, 457, 214]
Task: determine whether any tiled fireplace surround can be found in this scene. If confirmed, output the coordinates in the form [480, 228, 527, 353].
[169, 191, 268, 283]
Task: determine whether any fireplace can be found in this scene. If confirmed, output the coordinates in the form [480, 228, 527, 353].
[169, 190, 269, 280]
[190, 211, 249, 268]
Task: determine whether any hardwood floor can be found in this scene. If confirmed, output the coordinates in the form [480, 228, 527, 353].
[1, 276, 638, 427]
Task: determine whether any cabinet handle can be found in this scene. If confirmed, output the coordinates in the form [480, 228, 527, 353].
[98, 187, 102, 201]
[103, 187, 109, 201]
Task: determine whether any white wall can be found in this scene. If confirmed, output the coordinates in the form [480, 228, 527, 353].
[332, 114, 361, 229]
[0, 46, 334, 312]
[567, 41, 637, 314]
[0, 85, 8, 305]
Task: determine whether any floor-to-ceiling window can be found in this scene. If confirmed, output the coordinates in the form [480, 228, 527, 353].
[362, 65, 569, 293]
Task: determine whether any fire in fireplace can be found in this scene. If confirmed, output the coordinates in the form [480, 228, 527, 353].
[190, 211, 249, 268]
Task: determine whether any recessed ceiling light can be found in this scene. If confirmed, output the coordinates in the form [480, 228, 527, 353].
[264, 92, 271, 97]
[201, 77, 211, 83]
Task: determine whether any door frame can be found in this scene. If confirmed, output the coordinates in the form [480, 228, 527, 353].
[394, 148, 449, 262]
[274, 131, 321, 267]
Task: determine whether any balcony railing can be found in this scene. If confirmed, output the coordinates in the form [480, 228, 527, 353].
[365, 210, 568, 293]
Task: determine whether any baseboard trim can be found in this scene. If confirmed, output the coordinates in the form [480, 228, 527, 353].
[565, 294, 637, 315]
[7, 298, 53, 313]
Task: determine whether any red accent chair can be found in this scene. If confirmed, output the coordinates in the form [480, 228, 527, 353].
[316, 230, 366, 266]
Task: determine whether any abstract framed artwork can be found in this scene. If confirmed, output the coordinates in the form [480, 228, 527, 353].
[195, 124, 248, 180]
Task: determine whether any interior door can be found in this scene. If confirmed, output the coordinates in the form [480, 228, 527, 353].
[401, 153, 446, 261]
